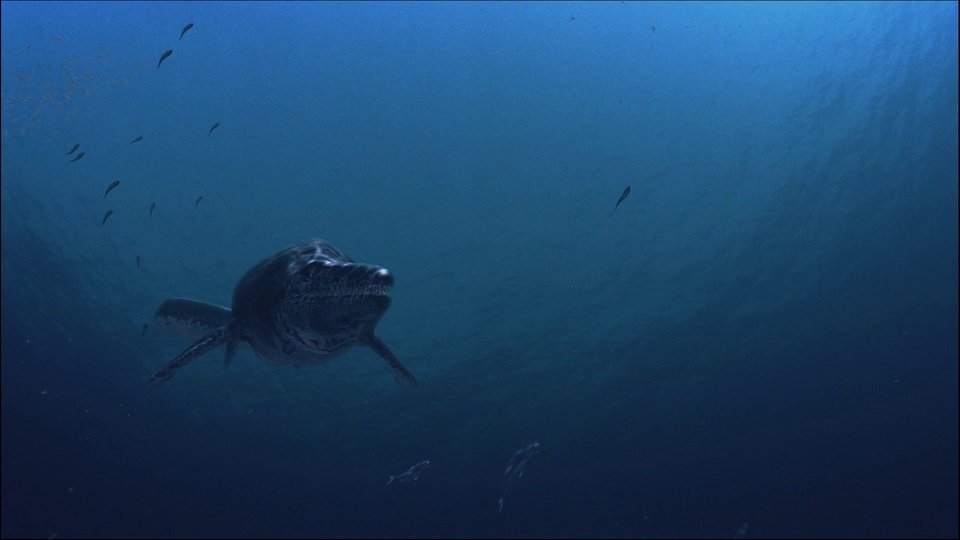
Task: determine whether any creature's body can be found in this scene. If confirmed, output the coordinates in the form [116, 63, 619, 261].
[150, 238, 417, 386]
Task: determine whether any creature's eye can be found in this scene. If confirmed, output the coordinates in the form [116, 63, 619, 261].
[298, 263, 318, 279]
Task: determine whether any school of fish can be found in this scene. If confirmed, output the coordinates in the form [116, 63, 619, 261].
[27, 23, 217, 271]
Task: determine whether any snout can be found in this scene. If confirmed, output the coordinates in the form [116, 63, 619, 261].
[300, 261, 394, 296]
[351, 264, 394, 293]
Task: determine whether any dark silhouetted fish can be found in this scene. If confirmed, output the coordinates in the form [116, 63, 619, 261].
[101, 210, 113, 227]
[194, 196, 203, 209]
[65, 144, 79, 155]
[129, 135, 143, 145]
[615, 185, 631, 212]
[149, 201, 156, 218]
[68, 151, 84, 162]
[104, 180, 120, 198]
[157, 49, 172, 69]
[142, 322, 149, 336]
[209, 122, 220, 135]
[180, 23, 194, 40]
[136, 255, 141, 269]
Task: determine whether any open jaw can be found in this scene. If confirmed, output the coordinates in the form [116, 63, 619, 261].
[314, 262, 394, 297]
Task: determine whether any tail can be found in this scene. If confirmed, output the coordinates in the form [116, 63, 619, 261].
[497, 497, 504, 515]
[386, 475, 395, 485]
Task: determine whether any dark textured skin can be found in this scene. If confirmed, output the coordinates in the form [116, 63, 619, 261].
[150, 238, 417, 386]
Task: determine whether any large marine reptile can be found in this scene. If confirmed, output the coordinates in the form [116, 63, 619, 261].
[150, 238, 417, 386]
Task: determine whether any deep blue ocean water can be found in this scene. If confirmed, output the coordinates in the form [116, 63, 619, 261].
[1, 2, 957, 538]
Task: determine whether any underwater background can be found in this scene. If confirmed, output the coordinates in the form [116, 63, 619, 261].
[1, 2, 957, 538]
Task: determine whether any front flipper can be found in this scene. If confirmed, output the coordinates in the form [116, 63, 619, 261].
[150, 320, 237, 384]
[155, 298, 232, 342]
[364, 334, 418, 387]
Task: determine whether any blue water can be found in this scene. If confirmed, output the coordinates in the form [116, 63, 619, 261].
[2, 2, 957, 538]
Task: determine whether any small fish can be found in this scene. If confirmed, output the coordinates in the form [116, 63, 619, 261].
[387, 460, 430, 485]
[615, 185, 631, 212]
[141, 322, 148, 336]
[157, 49, 172, 69]
[149, 201, 156, 218]
[65, 143, 79, 155]
[101, 210, 113, 226]
[136, 255, 141, 269]
[104, 180, 120, 198]
[498, 442, 541, 515]
[208, 122, 220, 135]
[129, 135, 143, 145]
[68, 151, 84, 162]
[194, 196, 203, 209]
[735, 523, 749, 539]
[180, 23, 194, 40]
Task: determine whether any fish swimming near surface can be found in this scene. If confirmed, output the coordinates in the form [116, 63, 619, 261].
[101, 210, 113, 227]
[68, 151, 84, 162]
[194, 196, 203, 209]
[149, 202, 156, 218]
[129, 135, 143, 145]
[65, 144, 79, 155]
[136, 255, 141, 269]
[104, 180, 120, 198]
[615, 186, 631, 212]
[157, 49, 172, 69]
[142, 323, 149, 336]
[180, 23, 194, 40]
[387, 460, 430, 485]
[208, 122, 220, 135]
[498, 442, 541, 515]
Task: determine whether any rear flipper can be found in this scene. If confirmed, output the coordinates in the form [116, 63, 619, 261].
[149, 322, 235, 384]
[224, 339, 239, 369]
[365, 335, 418, 387]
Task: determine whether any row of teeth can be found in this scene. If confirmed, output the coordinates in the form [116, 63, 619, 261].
[302, 260, 391, 294]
